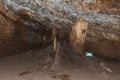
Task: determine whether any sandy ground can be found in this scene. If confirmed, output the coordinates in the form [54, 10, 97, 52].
[0, 49, 120, 80]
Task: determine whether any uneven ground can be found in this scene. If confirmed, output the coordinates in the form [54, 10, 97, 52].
[0, 49, 120, 80]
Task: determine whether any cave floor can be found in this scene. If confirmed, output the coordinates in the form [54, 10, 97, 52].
[0, 50, 120, 80]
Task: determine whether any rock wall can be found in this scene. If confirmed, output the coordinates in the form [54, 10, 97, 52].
[0, 0, 119, 60]
[0, 2, 52, 57]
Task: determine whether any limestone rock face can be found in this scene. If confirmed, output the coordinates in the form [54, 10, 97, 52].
[0, 0, 119, 60]
[85, 38, 120, 60]
[0, 3, 51, 57]
[0, 14, 39, 56]
[85, 22, 120, 60]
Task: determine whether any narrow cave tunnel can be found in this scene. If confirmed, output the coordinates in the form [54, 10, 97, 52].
[0, 0, 120, 80]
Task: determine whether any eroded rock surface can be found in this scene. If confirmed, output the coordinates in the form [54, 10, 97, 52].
[69, 20, 88, 55]
[0, 3, 52, 57]
[0, 0, 119, 60]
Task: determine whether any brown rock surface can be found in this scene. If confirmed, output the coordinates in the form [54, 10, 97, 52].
[0, 0, 119, 60]
[0, 14, 33, 56]
[0, 3, 51, 56]
[69, 20, 88, 55]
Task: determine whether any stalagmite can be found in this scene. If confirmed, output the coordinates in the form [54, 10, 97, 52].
[52, 28, 57, 52]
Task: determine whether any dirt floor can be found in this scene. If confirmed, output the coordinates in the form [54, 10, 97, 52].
[0, 49, 120, 80]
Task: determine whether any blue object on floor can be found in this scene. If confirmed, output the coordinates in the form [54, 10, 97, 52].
[85, 52, 93, 57]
